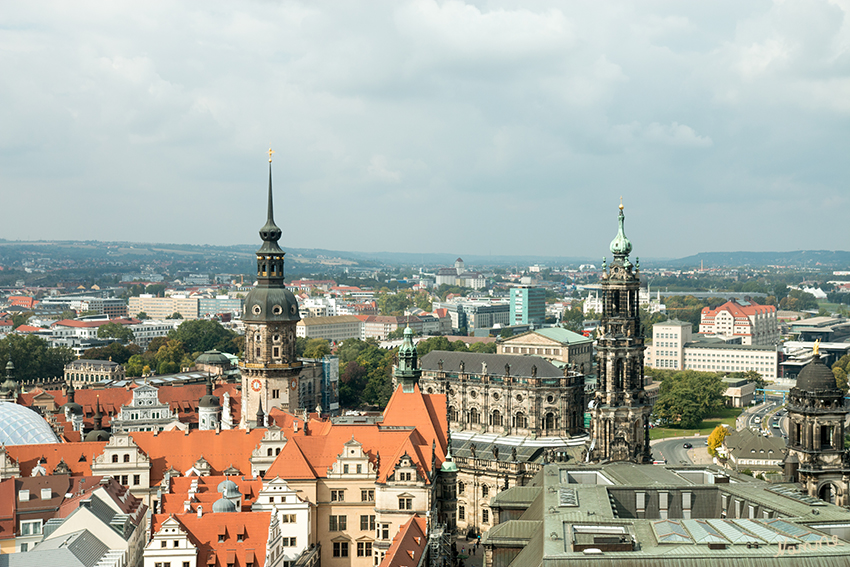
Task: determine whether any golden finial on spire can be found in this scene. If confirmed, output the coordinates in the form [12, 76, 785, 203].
[619, 196, 624, 210]
[268, 147, 274, 163]
[813, 338, 820, 356]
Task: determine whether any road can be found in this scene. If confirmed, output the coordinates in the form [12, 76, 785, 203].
[651, 436, 707, 465]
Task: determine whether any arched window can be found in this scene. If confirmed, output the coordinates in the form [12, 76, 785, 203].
[491, 410, 502, 427]
[515, 412, 527, 429]
[448, 407, 458, 422]
[112, 454, 118, 463]
[458, 481, 465, 494]
[482, 485, 489, 498]
[123, 454, 130, 463]
[458, 505, 465, 520]
[469, 408, 479, 425]
[544, 412, 556, 430]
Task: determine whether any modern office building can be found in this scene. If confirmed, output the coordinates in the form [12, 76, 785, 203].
[509, 286, 545, 327]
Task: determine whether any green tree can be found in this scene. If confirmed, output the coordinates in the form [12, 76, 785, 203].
[377, 292, 414, 316]
[166, 312, 184, 320]
[169, 320, 239, 354]
[468, 341, 497, 354]
[0, 335, 75, 383]
[97, 322, 134, 343]
[561, 307, 585, 332]
[833, 366, 848, 392]
[652, 370, 726, 429]
[82, 342, 141, 365]
[136, 311, 149, 320]
[145, 284, 167, 297]
[303, 338, 331, 359]
[59, 309, 78, 320]
[11, 311, 34, 329]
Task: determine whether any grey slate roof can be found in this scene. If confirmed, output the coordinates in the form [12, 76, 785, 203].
[421, 350, 562, 378]
[1, 529, 110, 567]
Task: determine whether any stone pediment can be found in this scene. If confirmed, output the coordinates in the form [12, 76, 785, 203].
[502, 333, 561, 347]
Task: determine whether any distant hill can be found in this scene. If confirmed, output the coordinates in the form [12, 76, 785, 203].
[670, 250, 850, 269]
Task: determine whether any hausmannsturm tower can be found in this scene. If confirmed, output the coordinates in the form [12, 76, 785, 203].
[589, 202, 653, 463]
[240, 150, 303, 427]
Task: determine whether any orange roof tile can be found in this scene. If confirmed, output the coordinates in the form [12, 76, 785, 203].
[379, 515, 428, 567]
[161, 476, 264, 514]
[5, 442, 107, 476]
[152, 511, 271, 567]
[129, 429, 267, 484]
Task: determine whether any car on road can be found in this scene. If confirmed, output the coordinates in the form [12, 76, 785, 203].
[772, 421, 780, 428]
[683, 443, 693, 449]
[754, 417, 761, 424]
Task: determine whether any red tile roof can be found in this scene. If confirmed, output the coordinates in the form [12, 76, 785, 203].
[161, 476, 264, 515]
[5, 442, 107, 476]
[129, 429, 267, 484]
[14, 325, 45, 333]
[152, 511, 272, 567]
[379, 515, 428, 567]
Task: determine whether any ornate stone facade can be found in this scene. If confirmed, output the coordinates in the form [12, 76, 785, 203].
[785, 349, 850, 504]
[420, 351, 585, 439]
[589, 203, 652, 463]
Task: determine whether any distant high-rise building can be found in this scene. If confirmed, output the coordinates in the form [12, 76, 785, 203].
[510, 286, 545, 327]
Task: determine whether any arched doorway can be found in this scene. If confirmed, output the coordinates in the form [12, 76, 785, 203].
[819, 482, 838, 504]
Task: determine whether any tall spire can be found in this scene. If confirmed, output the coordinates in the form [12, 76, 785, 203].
[258, 148, 283, 253]
[609, 199, 632, 258]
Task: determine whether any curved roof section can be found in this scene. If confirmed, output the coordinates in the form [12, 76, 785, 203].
[0, 402, 60, 445]
[795, 354, 839, 393]
[242, 287, 301, 323]
[195, 350, 230, 366]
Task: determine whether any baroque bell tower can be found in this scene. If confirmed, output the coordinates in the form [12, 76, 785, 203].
[240, 150, 303, 427]
[589, 201, 652, 463]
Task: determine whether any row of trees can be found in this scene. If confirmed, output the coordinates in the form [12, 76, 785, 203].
[0, 334, 75, 384]
[649, 369, 727, 429]
[330, 335, 497, 409]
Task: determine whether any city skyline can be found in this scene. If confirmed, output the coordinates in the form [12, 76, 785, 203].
[2, 1, 849, 258]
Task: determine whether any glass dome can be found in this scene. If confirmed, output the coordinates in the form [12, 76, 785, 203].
[0, 402, 60, 445]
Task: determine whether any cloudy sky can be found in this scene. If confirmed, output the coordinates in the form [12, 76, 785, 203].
[2, 1, 849, 259]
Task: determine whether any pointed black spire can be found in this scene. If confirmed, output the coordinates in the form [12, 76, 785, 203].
[258, 152, 283, 253]
[256, 399, 265, 428]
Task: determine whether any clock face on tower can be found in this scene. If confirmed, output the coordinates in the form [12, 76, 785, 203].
[251, 379, 262, 392]
[290, 379, 297, 390]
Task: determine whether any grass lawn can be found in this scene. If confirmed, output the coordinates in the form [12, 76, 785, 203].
[649, 407, 742, 440]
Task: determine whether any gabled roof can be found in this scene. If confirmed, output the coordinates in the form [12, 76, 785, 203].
[5, 442, 106, 476]
[129, 429, 267, 484]
[379, 515, 428, 567]
[151, 511, 272, 567]
[382, 384, 447, 464]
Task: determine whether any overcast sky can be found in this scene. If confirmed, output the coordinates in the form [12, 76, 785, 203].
[2, 1, 849, 259]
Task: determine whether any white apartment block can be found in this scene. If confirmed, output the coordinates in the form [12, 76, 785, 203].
[296, 315, 363, 342]
[128, 319, 183, 349]
[646, 321, 778, 381]
[128, 295, 200, 320]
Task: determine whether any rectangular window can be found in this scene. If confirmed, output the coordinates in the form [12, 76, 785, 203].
[273, 346, 280, 357]
[333, 542, 349, 557]
[331, 490, 345, 502]
[399, 497, 412, 510]
[357, 541, 373, 557]
[344, 464, 349, 474]
[330, 515, 347, 531]
[482, 509, 489, 523]
[361, 489, 374, 502]
[20, 520, 42, 536]
[282, 514, 295, 523]
[133, 474, 140, 486]
[272, 389, 279, 399]
[361, 515, 370, 531]
[121, 475, 128, 486]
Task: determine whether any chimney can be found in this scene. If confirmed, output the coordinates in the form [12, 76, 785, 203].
[197, 505, 203, 518]
[293, 420, 299, 433]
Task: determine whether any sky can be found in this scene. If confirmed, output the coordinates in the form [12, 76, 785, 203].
[2, 1, 850, 260]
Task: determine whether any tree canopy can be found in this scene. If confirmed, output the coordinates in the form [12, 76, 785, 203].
[168, 320, 241, 354]
[97, 321, 134, 343]
[652, 370, 726, 429]
[0, 334, 75, 383]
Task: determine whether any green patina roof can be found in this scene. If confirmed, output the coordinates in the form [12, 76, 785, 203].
[534, 327, 592, 345]
[610, 203, 633, 257]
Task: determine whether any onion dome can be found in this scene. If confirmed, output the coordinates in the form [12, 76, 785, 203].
[1, 361, 17, 394]
[795, 353, 839, 393]
[84, 396, 111, 442]
[62, 384, 83, 416]
[217, 478, 241, 499]
[243, 154, 301, 325]
[199, 377, 220, 409]
[212, 496, 238, 513]
[609, 201, 632, 257]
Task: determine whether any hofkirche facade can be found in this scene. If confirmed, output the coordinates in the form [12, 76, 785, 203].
[588, 202, 653, 463]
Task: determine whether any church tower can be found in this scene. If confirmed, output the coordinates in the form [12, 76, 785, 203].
[785, 344, 850, 504]
[589, 202, 652, 463]
[394, 326, 421, 393]
[240, 150, 303, 427]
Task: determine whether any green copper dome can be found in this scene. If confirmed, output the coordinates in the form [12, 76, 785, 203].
[609, 203, 632, 257]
